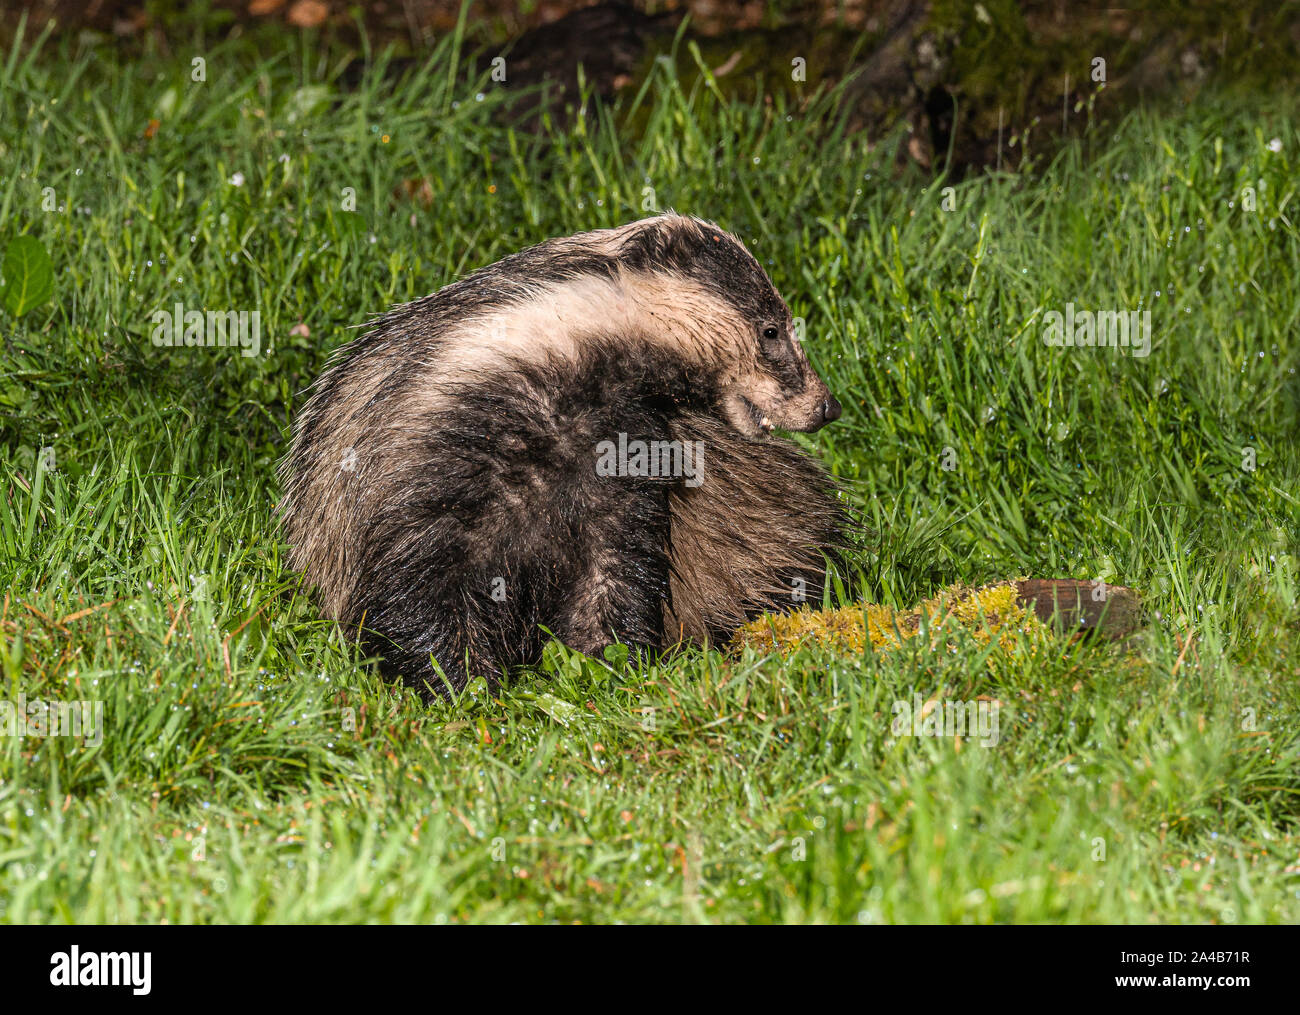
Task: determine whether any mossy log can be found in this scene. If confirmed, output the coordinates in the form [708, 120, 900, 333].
[730, 578, 1144, 658]
[1013, 579, 1142, 641]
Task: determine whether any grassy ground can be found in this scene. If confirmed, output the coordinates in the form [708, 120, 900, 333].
[1, 23, 1298, 923]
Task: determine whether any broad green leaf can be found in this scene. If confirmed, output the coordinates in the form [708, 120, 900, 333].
[1, 235, 54, 317]
[531, 693, 580, 727]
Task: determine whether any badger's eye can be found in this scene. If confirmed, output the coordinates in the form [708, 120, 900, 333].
[761, 325, 779, 341]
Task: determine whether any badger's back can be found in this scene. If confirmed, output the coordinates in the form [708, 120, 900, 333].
[280, 238, 635, 622]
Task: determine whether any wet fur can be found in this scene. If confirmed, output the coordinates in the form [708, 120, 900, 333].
[281, 215, 846, 697]
[664, 413, 844, 644]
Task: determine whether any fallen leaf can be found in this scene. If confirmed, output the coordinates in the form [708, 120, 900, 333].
[287, 0, 329, 29]
[394, 177, 434, 208]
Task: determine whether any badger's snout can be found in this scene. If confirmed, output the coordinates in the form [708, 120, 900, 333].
[734, 390, 841, 437]
[810, 395, 842, 430]
[786, 393, 841, 433]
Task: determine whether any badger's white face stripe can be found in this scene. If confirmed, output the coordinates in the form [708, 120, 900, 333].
[434, 273, 628, 381]
[405, 270, 751, 416]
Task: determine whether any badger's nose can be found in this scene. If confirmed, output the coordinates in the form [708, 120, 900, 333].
[805, 395, 842, 432]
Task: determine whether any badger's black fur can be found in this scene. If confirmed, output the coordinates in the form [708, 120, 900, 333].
[281, 214, 846, 697]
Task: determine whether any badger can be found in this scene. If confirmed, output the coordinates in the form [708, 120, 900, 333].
[280, 214, 846, 697]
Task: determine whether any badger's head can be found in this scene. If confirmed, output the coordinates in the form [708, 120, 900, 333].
[612, 214, 842, 439]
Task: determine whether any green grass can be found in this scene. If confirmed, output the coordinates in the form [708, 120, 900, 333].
[0, 23, 1298, 923]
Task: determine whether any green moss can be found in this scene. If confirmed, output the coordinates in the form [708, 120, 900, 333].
[731, 580, 1052, 658]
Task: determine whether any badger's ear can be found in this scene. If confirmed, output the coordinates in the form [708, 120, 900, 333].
[619, 216, 708, 273]
[656, 219, 709, 271]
